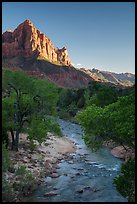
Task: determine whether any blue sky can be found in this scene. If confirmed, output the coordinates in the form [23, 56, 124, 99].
[2, 2, 135, 74]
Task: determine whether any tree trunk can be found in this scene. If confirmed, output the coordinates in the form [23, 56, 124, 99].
[10, 128, 15, 150]
[15, 130, 20, 151]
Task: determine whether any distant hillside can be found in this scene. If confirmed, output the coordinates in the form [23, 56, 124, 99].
[80, 68, 135, 87]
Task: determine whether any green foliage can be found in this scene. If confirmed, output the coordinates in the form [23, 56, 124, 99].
[57, 81, 124, 120]
[77, 89, 135, 200]
[32, 78, 59, 115]
[2, 177, 14, 202]
[85, 85, 119, 108]
[76, 91, 135, 150]
[84, 89, 91, 107]
[57, 88, 85, 119]
[27, 116, 48, 143]
[15, 165, 27, 176]
[77, 105, 105, 151]
[14, 165, 36, 195]
[2, 143, 10, 172]
[113, 159, 135, 202]
[29, 140, 37, 152]
[2, 69, 60, 150]
[58, 108, 70, 120]
[46, 118, 62, 136]
[2, 127, 9, 148]
[68, 102, 78, 117]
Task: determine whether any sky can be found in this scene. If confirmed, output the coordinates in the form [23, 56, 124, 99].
[2, 2, 135, 74]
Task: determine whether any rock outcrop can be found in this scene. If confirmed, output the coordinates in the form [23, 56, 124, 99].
[2, 19, 71, 66]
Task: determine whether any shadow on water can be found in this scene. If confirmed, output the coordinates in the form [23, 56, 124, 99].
[24, 119, 127, 202]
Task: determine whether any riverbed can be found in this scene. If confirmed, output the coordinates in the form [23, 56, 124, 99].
[24, 119, 127, 202]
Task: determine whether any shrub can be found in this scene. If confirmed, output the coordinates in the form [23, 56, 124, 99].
[29, 140, 37, 152]
[15, 165, 27, 176]
[113, 159, 135, 202]
[2, 177, 14, 202]
[14, 165, 36, 195]
[2, 143, 10, 172]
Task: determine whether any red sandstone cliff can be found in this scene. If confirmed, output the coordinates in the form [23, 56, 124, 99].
[2, 19, 71, 66]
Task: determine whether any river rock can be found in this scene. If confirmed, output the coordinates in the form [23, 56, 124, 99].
[68, 161, 73, 164]
[76, 172, 81, 175]
[44, 191, 58, 196]
[22, 156, 30, 163]
[84, 186, 91, 189]
[77, 168, 84, 171]
[77, 189, 84, 193]
[50, 173, 60, 178]
[53, 187, 58, 190]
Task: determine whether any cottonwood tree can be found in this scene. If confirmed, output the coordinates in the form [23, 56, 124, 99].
[76, 91, 135, 151]
[2, 69, 59, 151]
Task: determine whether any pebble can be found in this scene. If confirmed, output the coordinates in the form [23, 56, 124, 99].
[68, 161, 73, 164]
[78, 168, 84, 170]
[44, 191, 58, 196]
[77, 189, 84, 193]
[84, 186, 91, 189]
[50, 173, 60, 178]
[76, 172, 81, 175]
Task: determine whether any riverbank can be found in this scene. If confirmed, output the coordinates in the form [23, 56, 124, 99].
[22, 119, 127, 202]
[102, 140, 134, 162]
[3, 132, 76, 202]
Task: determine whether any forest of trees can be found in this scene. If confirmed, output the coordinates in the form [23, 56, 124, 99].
[2, 68, 135, 202]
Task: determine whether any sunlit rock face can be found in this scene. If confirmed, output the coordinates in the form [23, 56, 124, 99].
[2, 19, 71, 66]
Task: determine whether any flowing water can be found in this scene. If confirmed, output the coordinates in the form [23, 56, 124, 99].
[24, 119, 127, 202]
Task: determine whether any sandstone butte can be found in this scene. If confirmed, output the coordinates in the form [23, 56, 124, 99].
[2, 19, 71, 66]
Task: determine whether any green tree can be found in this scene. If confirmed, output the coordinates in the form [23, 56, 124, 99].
[76, 91, 135, 200]
[2, 69, 59, 151]
[76, 92, 135, 150]
[87, 85, 119, 108]
[113, 159, 135, 202]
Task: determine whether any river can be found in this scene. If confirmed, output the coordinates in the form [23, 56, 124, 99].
[24, 119, 127, 202]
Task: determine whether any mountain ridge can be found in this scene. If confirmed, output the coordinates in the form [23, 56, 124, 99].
[2, 19, 71, 66]
[2, 19, 135, 89]
[80, 68, 135, 87]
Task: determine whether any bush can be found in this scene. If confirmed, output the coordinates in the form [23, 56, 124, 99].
[2, 128, 9, 148]
[29, 140, 37, 152]
[15, 165, 27, 176]
[113, 159, 135, 202]
[14, 165, 36, 195]
[2, 177, 14, 202]
[2, 143, 10, 172]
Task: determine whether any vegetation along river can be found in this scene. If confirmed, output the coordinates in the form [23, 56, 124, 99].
[25, 119, 127, 202]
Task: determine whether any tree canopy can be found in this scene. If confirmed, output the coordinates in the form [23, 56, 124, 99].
[2, 69, 60, 150]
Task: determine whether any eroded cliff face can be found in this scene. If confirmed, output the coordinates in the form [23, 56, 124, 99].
[2, 19, 93, 89]
[2, 19, 71, 66]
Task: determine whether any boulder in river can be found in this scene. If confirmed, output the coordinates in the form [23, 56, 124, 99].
[77, 189, 84, 193]
[76, 172, 81, 175]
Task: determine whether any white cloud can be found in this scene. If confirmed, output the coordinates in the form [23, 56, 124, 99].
[76, 63, 82, 66]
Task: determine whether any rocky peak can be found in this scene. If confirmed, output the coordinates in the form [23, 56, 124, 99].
[2, 19, 71, 66]
[55, 47, 71, 65]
